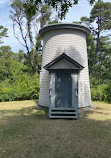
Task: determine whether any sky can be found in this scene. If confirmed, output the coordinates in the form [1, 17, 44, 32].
[0, 0, 111, 53]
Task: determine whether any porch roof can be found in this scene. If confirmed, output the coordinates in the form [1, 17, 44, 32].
[44, 53, 84, 71]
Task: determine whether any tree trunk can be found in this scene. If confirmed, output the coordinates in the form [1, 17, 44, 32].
[92, 33, 100, 77]
[92, 16, 101, 77]
[34, 50, 38, 74]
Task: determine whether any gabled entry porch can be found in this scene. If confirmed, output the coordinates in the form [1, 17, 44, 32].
[44, 53, 84, 119]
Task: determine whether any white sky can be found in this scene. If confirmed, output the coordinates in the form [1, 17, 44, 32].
[0, 0, 111, 53]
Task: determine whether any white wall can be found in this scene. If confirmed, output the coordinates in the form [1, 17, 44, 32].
[39, 29, 91, 107]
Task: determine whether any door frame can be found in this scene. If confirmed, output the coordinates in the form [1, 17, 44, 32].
[49, 71, 79, 109]
[49, 71, 79, 118]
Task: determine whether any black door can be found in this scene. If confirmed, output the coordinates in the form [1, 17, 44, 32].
[55, 73, 72, 108]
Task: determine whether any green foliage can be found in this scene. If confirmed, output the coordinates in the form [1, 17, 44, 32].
[36, 34, 42, 51]
[80, 1, 111, 103]
[0, 74, 40, 102]
[10, 1, 59, 74]
[90, 75, 110, 103]
[0, 46, 28, 79]
[91, 84, 108, 101]
[87, 35, 96, 75]
[88, 36, 111, 84]
[48, 18, 59, 24]
[81, 0, 111, 79]
[80, 16, 90, 27]
[24, 0, 95, 19]
[38, 4, 52, 28]
[0, 26, 8, 44]
[0, 46, 40, 102]
[90, 1, 111, 30]
[104, 84, 111, 103]
[91, 83, 111, 104]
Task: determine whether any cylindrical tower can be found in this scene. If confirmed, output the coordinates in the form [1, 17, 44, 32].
[39, 23, 91, 109]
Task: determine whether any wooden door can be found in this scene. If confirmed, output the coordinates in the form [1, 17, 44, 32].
[55, 73, 72, 108]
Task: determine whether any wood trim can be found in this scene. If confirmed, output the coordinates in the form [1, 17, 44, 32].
[49, 69, 80, 73]
[44, 53, 84, 71]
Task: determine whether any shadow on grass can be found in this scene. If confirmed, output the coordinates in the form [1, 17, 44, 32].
[0, 104, 111, 158]
[0, 105, 49, 119]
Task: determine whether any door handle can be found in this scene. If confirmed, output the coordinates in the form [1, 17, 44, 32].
[75, 89, 78, 97]
[49, 89, 52, 96]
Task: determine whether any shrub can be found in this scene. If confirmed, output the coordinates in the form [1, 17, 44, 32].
[0, 74, 40, 102]
[91, 84, 108, 101]
[104, 84, 111, 103]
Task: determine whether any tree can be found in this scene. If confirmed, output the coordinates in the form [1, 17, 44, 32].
[87, 34, 95, 76]
[81, 0, 111, 78]
[90, 0, 111, 76]
[96, 37, 111, 83]
[0, 26, 8, 44]
[10, 0, 57, 74]
[36, 4, 59, 52]
[0, 46, 18, 80]
[0, 46, 29, 80]
[18, 49, 25, 62]
[23, 0, 96, 19]
[0, 46, 40, 102]
[10, 0, 35, 69]
[38, 4, 52, 28]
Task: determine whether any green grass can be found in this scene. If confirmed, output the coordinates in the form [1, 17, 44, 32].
[0, 100, 111, 158]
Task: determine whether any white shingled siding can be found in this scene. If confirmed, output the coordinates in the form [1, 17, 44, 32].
[39, 29, 91, 107]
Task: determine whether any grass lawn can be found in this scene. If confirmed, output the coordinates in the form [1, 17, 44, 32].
[0, 100, 111, 158]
